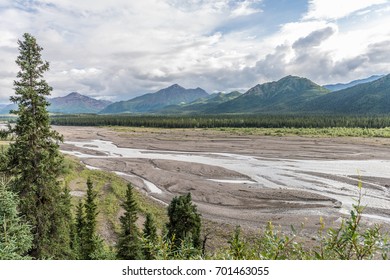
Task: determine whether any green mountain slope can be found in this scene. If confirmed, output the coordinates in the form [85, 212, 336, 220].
[323, 75, 384, 91]
[208, 76, 329, 114]
[302, 74, 390, 114]
[160, 91, 242, 114]
[100, 84, 209, 114]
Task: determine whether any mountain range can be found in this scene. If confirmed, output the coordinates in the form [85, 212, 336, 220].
[0, 74, 389, 115]
[99, 74, 390, 115]
[100, 84, 208, 114]
[0, 92, 111, 114]
[302, 74, 390, 114]
[323, 75, 384, 91]
[209, 76, 329, 114]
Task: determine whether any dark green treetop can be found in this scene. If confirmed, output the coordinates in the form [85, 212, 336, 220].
[142, 212, 158, 260]
[167, 193, 201, 249]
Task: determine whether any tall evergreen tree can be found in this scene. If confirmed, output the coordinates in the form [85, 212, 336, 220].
[142, 213, 157, 260]
[5, 33, 71, 259]
[117, 183, 143, 260]
[83, 177, 99, 259]
[143, 213, 157, 242]
[71, 199, 85, 259]
[167, 193, 201, 249]
[0, 177, 33, 259]
[75, 199, 85, 243]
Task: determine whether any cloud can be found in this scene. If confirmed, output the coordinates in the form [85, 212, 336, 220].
[231, 0, 263, 17]
[305, 0, 388, 20]
[367, 40, 390, 63]
[0, 0, 389, 103]
[292, 26, 335, 49]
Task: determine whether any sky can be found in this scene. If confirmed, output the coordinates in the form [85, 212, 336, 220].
[0, 0, 389, 102]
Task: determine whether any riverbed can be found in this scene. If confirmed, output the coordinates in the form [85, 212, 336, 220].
[56, 126, 390, 230]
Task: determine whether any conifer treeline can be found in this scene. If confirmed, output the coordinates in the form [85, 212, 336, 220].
[50, 114, 390, 129]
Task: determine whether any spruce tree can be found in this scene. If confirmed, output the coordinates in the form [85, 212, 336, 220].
[117, 183, 143, 260]
[142, 213, 157, 260]
[83, 177, 99, 259]
[5, 33, 71, 259]
[0, 177, 33, 259]
[75, 199, 85, 243]
[167, 193, 201, 249]
[71, 199, 85, 259]
[143, 213, 157, 242]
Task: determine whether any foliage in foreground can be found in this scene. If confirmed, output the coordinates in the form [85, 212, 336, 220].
[72, 178, 114, 260]
[0, 177, 33, 260]
[113, 186, 389, 260]
[215, 186, 389, 260]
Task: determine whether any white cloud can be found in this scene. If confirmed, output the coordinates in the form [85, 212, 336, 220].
[305, 0, 388, 20]
[231, 0, 262, 17]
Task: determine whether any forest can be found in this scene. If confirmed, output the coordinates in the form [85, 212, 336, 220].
[50, 114, 390, 129]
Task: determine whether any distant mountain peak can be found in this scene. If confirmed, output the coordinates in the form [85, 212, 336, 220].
[279, 75, 300, 80]
[66, 92, 83, 97]
[277, 75, 316, 85]
[210, 75, 328, 114]
[0, 92, 112, 114]
[100, 84, 209, 114]
[165, 84, 185, 90]
[50, 92, 112, 113]
[246, 75, 322, 97]
[170, 83, 182, 87]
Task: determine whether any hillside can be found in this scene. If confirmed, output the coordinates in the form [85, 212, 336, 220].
[160, 91, 242, 114]
[323, 75, 384, 91]
[208, 76, 329, 114]
[0, 92, 112, 114]
[303, 74, 390, 114]
[49, 92, 112, 113]
[100, 84, 209, 114]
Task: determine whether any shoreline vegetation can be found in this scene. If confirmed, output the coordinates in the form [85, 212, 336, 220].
[110, 126, 390, 138]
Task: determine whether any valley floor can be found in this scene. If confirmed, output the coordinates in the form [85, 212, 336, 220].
[57, 126, 390, 236]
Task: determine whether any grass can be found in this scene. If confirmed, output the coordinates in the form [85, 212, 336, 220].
[108, 125, 390, 138]
[215, 127, 390, 137]
[61, 156, 168, 244]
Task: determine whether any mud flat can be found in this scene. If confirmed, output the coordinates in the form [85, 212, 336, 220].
[56, 126, 390, 231]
